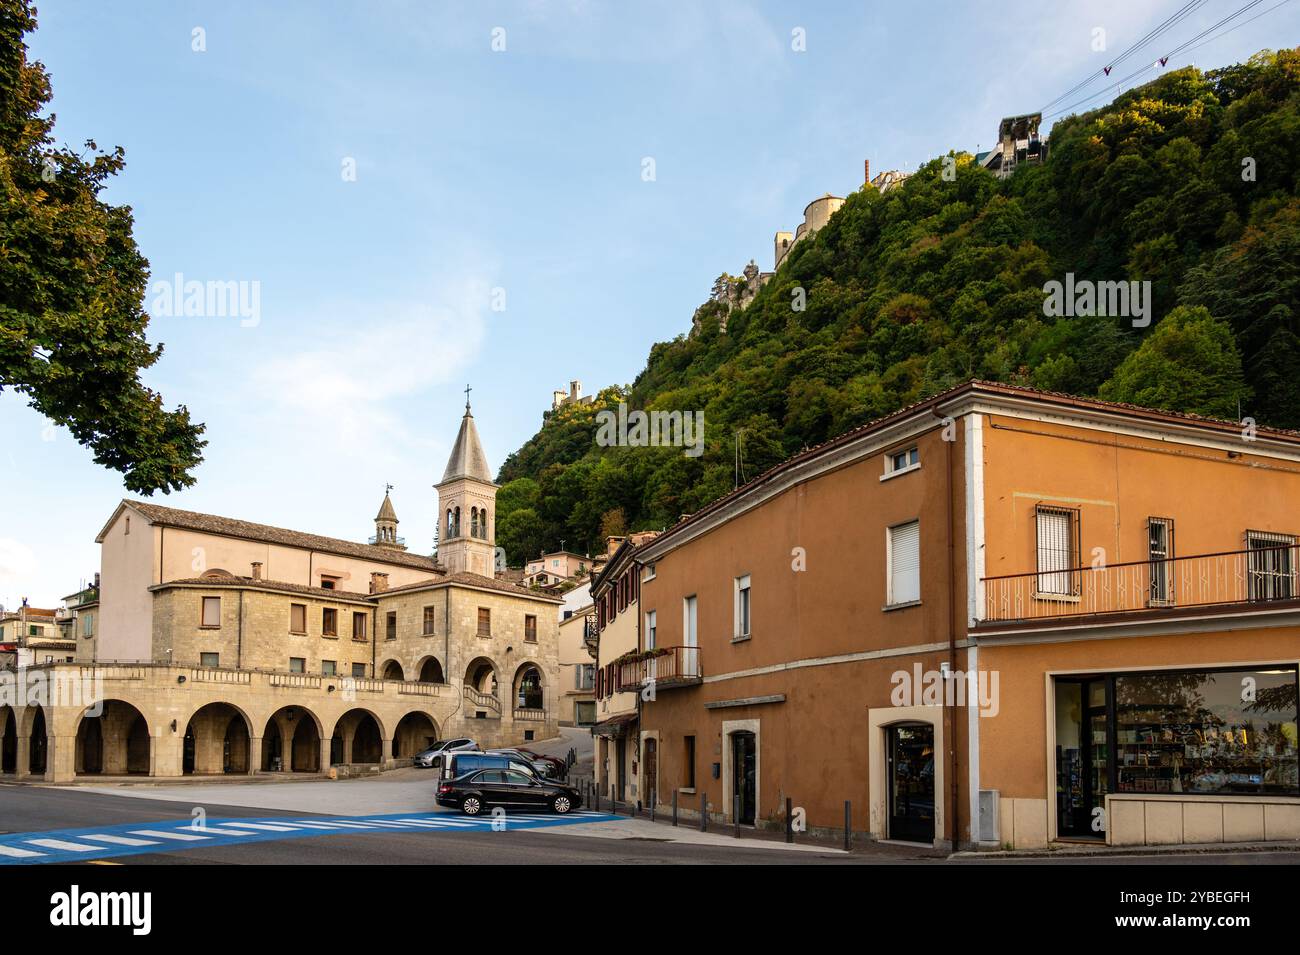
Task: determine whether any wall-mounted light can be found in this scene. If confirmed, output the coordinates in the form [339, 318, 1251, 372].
[170, 719, 177, 733]
[177, 675, 186, 684]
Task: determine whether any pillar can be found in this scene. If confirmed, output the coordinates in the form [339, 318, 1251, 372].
[317, 737, 330, 774]
[248, 736, 263, 775]
[381, 736, 393, 767]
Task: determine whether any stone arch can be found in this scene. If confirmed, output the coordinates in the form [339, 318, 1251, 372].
[0, 705, 16, 774]
[263, 705, 322, 773]
[330, 708, 386, 766]
[393, 710, 439, 759]
[464, 656, 498, 696]
[512, 662, 545, 711]
[415, 655, 445, 684]
[183, 702, 253, 775]
[75, 700, 151, 776]
[380, 659, 405, 681]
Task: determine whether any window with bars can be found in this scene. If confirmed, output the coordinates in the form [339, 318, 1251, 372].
[1035, 505, 1080, 597]
[1147, 517, 1175, 607]
[1247, 530, 1297, 602]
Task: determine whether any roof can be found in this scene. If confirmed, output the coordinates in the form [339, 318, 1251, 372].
[440, 406, 494, 484]
[375, 493, 398, 523]
[100, 500, 442, 572]
[638, 379, 1300, 559]
[152, 571, 561, 604]
[378, 572, 563, 603]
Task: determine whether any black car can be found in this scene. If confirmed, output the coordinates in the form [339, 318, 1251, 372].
[437, 769, 583, 816]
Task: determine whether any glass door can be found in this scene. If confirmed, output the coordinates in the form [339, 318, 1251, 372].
[887, 723, 935, 842]
[1055, 678, 1108, 839]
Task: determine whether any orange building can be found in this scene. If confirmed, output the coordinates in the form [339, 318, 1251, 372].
[629, 381, 1300, 850]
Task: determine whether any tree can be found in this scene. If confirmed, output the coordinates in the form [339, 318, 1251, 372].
[1099, 306, 1251, 419]
[0, 0, 204, 493]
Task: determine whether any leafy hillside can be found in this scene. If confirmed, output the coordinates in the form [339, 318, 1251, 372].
[495, 49, 1300, 564]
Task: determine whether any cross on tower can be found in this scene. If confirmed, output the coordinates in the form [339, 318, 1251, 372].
[464, 383, 472, 411]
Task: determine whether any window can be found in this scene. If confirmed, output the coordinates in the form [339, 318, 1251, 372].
[1035, 505, 1080, 597]
[643, 562, 656, 582]
[422, 605, 436, 636]
[578, 664, 595, 690]
[290, 603, 306, 634]
[1247, 531, 1297, 602]
[200, 652, 219, 668]
[320, 575, 339, 590]
[645, 610, 656, 650]
[386, 611, 397, 640]
[201, 596, 221, 628]
[682, 595, 697, 672]
[321, 660, 337, 677]
[289, 657, 305, 673]
[1147, 517, 1175, 607]
[885, 446, 920, 477]
[351, 663, 366, 678]
[575, 701, 596, 725]
[81, 614, 93, 637]
[524, 614, 537, 643]
[477, 608, 491, 636]
[352, 612, 368, 641]
[1113, 666, 1298, 795]
[887, 520, 921, 606]
[322, 608, 338, 636]
[734, 575, 751, 639]
[683, 735, 696, 789]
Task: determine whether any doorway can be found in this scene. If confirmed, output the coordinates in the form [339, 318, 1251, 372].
[643, 736, 658, 809]
[1055, 678, 1108, 839]
[886, 723, 935, 843]
[730, 731, 756, 826]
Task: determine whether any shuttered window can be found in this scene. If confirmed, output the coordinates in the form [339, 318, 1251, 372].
[201, 596, 221, 628]
[1035, 505, 1079, 596]
[888, 521, 921, 605]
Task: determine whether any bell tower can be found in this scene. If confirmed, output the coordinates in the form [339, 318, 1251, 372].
[435, 388, 497, 576]
[372, 486, 405, 551]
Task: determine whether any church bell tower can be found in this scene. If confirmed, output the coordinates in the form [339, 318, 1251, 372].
[435, 388, 497, 576]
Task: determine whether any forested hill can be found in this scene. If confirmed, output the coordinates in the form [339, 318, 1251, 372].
[493, 49, 1300, 565]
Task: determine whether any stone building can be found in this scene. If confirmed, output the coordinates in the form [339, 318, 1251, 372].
[0, 401, 562, 783]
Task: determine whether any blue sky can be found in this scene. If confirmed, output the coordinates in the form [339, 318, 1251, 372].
[3, 0, 1296, 607]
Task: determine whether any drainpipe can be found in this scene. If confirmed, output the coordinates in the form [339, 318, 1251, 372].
[934, 405, 959, 850]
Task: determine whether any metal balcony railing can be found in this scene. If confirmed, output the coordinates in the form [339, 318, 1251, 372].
[980, 543, 1300, 624]
[616, 646, 702, 690]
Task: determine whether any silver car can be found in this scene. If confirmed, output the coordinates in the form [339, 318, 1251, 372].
[412, 738, 479, 768]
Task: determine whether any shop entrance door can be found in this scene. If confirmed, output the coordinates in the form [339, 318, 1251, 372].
[730, 731, 756, 825]
[1055, 678, 1109, 838]
[887, 723, 935, 843]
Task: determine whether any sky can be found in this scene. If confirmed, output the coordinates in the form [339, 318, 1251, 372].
[2, 0, 1297, 607]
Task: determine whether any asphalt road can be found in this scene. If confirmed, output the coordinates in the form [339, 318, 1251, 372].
[2, 783, 1296, 865]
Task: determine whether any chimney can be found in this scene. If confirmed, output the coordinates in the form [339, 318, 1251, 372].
[369, 572, 389, 594]
[251, 562, 263, 580]
[93, 572, 101, 588]
[864, 158, 870, 185]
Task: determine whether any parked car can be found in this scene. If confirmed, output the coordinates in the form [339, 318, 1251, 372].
[412, 738, 479, 769]
[440, 751, 538, 781]
[437, 768, 583, 815]
[515, 747, 566, 778]
[488, 747, 558, 778]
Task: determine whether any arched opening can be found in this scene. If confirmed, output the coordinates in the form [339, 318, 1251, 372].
[28, 706, 46, 776]
[381, 659, 404, 681]
[417, 656, 445, 683]
[453, 506, 461, 537]
[184, 703, 252, 775]
[75, 700, 150, 776]
[471, 507, 479, 538]
[0, 706, 16, 774]
[263, 707, 321, 773]
[393, 711, 438, 758]
[332, 709, 384, 765]
[464, 657, 498, 696]
[514, 664, 544, 710]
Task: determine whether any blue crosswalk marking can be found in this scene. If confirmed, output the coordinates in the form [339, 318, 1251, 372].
[0, 810, 619, 865]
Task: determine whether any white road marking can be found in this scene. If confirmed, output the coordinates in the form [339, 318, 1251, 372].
[26, 838, 99, 852]
[193, 827, 255, 836]
[81, 834, 161, 847]
[0, 844, 44, 858]
[220, 822, 300, 832]
[129, 829, 210, 842]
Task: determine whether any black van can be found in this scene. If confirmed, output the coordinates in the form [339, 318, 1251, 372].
[440, 751, 538, 781]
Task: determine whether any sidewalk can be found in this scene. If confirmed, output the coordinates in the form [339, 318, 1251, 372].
[952, 839, 1300, 860]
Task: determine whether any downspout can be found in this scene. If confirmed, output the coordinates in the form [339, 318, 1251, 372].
[935, 406, 959, 850]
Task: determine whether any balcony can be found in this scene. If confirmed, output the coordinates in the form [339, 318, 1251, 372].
[979, 542, 1300, 627]
[616, 646, 702, 691]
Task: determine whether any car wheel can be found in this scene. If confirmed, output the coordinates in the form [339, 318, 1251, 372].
[462, 796, 483, 816]
[552, 794, 572, 814]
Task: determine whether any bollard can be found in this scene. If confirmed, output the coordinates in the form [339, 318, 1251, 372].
[844, 800, 852, 852]
[699, 792, 707, 832]
[672, 789, 679, 827]
[785, 796, 793, 844]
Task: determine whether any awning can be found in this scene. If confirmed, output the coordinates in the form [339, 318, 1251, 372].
[590, 712, 638, 738]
